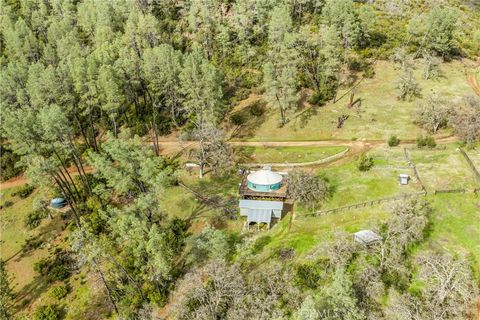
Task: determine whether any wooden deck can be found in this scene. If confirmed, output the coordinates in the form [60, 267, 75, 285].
[239, 177, 288, 199]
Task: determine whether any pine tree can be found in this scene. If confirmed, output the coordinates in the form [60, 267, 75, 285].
[0, 260, 14, 320]
[263, 5, 298, 126]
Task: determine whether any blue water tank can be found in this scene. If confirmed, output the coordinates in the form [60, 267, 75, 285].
[51, 197, 67, 208]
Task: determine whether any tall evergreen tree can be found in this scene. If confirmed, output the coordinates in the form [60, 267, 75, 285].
[0, 260, 14, 320]
[263, 5, 298, 126]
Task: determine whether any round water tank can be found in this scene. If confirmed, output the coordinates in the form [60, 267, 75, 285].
[246, 166, 283, 192]
[51, 197, 67, 208]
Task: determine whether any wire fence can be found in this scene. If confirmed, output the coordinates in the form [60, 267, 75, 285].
[302, 192, 427, 217]
[459, 148, 480, 183]
[403, 147, 427, 193]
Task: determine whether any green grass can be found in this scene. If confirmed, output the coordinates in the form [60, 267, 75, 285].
[235, 60, 472, 141]
[425, 193, 480, 266]
[465, 148, 480, 171]
[0, 186, 38, 259]
[252, 206, 391, 263]
[159, 186, 201, 220]
[318, 147, 420, 210]
[236, 146, 347, 164]
[1, 186, 111, 319]
[409, 145, 479, 191]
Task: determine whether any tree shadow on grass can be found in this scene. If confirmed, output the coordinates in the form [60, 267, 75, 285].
[195, 175, 240, 196]
[229, 102, 268, 140]
[14, 275, 51, 313]
[12, 212, 67, 262]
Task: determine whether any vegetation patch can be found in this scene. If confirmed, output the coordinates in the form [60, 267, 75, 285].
[237, 146, 346, 164]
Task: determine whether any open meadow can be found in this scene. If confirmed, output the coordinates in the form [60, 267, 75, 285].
[232, 61, 472, 141]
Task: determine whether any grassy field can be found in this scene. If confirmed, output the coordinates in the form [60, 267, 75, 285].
[465, 147, 480, 171]
[0, 186, 110, 319]
[410, 145, 480, 191]
[0, 186, 39, 259]
[250, 193, 480, 271]
[316, 146, 421, 210]
[236, 146, 347, 163]
[245, 205, 391, 264]
[425, 193, 480, 264]
[233, 60, 472, 141]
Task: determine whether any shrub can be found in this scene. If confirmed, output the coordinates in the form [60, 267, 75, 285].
[286, 171, 332, 209]
[34, 305, 61, 320]
[24, 209, 48, 229]
[49, 285, 69, 300]
[12, 185, 35, 199]
[230, 113, 246, 126]
[23, 237, 43, 251]
[130, 121, 148, 137]
[249, 102, 265, 116]
[417, 135, 436, 148]
[295, 263, 323, 289]
[0, 200, 13, 209]
[252, 235, 272, 254]
[357, 153, 374, 171]
[308, 81, 337, 106]
[363, 65, 376, 78]
[34, 250, 72, 281]
[308, 91, 326, 105]
[0, 144, 22, 181]
[388, 135, 400, 147]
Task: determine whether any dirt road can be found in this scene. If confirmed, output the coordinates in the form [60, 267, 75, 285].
[0, 136, 458, 191]
[467, 73, 480, 96]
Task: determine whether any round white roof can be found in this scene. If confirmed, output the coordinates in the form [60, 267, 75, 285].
[247, 166, 283, 185]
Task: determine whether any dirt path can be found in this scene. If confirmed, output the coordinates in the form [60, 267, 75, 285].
[0, 136, 458, 190]
[467, 73, 480, 96]
[0, 167, 94, 191]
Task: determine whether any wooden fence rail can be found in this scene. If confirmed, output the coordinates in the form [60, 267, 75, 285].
[404, 148, 427, 193]
[304, 191, 427, 217]
[240, 148, 350, 168]
[459, 148, 480, 182]
[434, 189, 466, 194]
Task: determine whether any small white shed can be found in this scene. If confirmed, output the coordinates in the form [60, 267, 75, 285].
[398, 174, 410, 185]
[354, 230, 382, 245]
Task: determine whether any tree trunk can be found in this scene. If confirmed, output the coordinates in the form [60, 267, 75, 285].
[93, 258, 119, 315]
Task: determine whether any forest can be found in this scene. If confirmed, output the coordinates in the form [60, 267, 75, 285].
[0, 0, 480, 319]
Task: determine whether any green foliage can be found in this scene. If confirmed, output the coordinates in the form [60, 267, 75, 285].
[34, 305, 61, 320]
[0, 200, 13, 209]
[188, 227, 239, 262]
[229, 113, 246, 126]
[388, 135, 400, 147]
[0, 260, 14, 320]
[251, 235, 272, 254]
[49, 285, 70, 300]
[12, 185, 35, 199]
[357, 154, 374, 171]
[0, 144, 22, 181]
[24, 209, 48, 229]
[410, 7, 458, 57]
[33, 250, 72, 281]
[323, 0, 364, 49]
[287, 171, 332, 209]
[249, 102, 265, 117]
[416, 135, 436, 148]
[263, 5, 298, 127]
[308, 82, 337, 105]
[22, 237, 43, 251]
[295, 262, 323, 289]
[397, 69, 421, 101]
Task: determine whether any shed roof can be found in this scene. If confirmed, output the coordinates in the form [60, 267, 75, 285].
[354, 230, 382, 245]
[247, 208, 273, 224]
[247, 166, 283, 186]
[239, 199, 284, 210]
